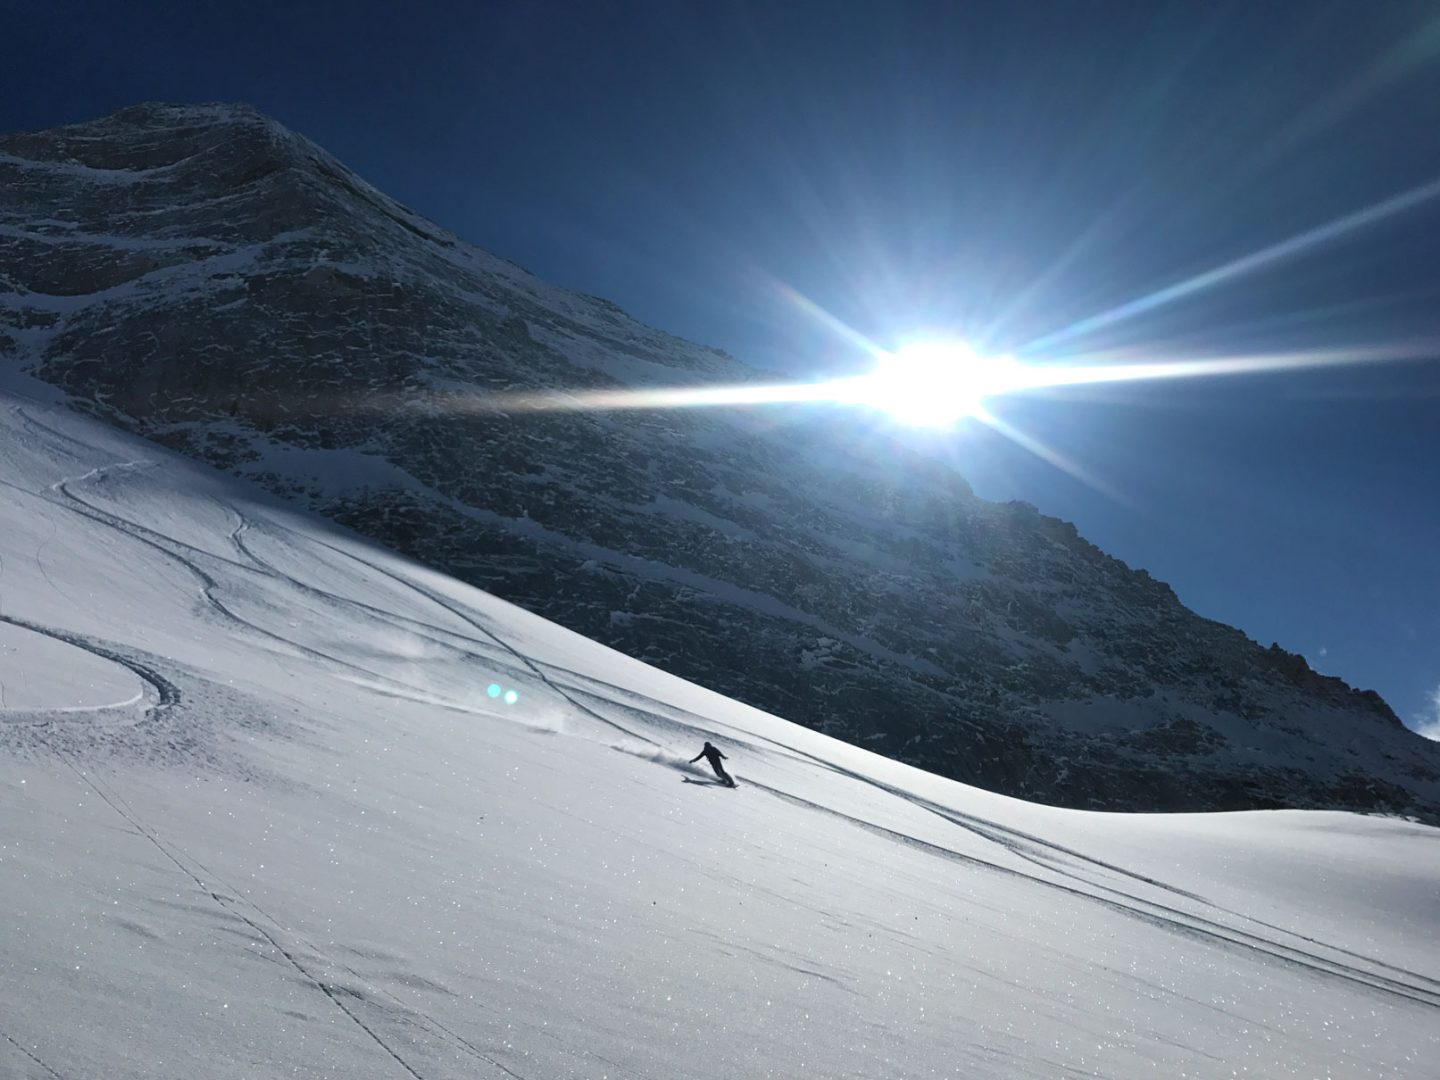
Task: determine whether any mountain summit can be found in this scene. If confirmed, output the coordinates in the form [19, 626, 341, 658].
[3, 102, 1437, 819]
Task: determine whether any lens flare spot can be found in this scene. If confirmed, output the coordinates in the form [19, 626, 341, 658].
[504, 689, 519, 705]
[487, 683, 502, 698]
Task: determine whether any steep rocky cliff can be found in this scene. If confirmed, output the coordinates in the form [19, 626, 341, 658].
[5, 102, 1437, 818]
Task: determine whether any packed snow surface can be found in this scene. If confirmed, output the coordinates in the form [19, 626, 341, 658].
[0, 384, 1436, 1080]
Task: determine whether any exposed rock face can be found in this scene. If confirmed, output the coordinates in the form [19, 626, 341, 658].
[5, 103, 1438, 819]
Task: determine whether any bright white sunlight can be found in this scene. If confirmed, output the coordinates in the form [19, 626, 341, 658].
[834, 340, 1026, 426]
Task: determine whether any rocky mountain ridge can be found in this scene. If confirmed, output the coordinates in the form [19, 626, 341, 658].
[4, 102, 1437, 819]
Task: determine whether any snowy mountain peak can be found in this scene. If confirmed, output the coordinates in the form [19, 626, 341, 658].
[3, 103, 1438, 821]
[0, 100, 300, 196]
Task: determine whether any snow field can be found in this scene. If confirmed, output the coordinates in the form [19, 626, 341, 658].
[0, 389, 1436, 1079]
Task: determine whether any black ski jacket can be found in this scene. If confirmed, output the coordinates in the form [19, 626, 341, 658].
[690, 743, 726, 767]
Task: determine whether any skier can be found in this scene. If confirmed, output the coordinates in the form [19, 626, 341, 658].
[689, 741, 734, 786]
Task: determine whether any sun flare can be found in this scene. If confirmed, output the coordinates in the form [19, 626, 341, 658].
[836, 341, 1025, 427]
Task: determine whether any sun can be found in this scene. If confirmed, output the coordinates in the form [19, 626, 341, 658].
[838, 341, 1024, 427]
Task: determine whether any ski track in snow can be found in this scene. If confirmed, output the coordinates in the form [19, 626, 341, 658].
[61, 504, 1440, 1019]
[750, 776, 1440, 1009]
[498, 656, 1440, 1007]
[0, 1028, 67, 1080]
[40, 697, 565, 1080]
[306, 536, 663, 747]
[55, 760, 442, 1080]
[2, 394, 1437, 1079]
[57, 746, 635, 1080]
[0, 613, 174, 724]
[46, 441, 1440, 1006]
[18, 434, 523, 722]
[1, 408, 670, 1076]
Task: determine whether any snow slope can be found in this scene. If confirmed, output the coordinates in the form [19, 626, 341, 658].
[1, 384, 1437, 1080]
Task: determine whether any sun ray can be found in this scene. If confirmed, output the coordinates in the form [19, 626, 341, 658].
[1023, 175, 1440, 353]
[770, 278, 888, 358]
[970, 408, 1134, 507]
[1016, 340, 1438, 391]
[416, 340, 1436, 420]
[434, 380, 844, 415]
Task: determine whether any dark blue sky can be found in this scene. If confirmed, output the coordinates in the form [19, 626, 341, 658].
[5, 1, 1439, 733]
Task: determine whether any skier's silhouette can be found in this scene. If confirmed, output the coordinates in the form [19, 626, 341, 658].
[689, 741, 734, 786]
